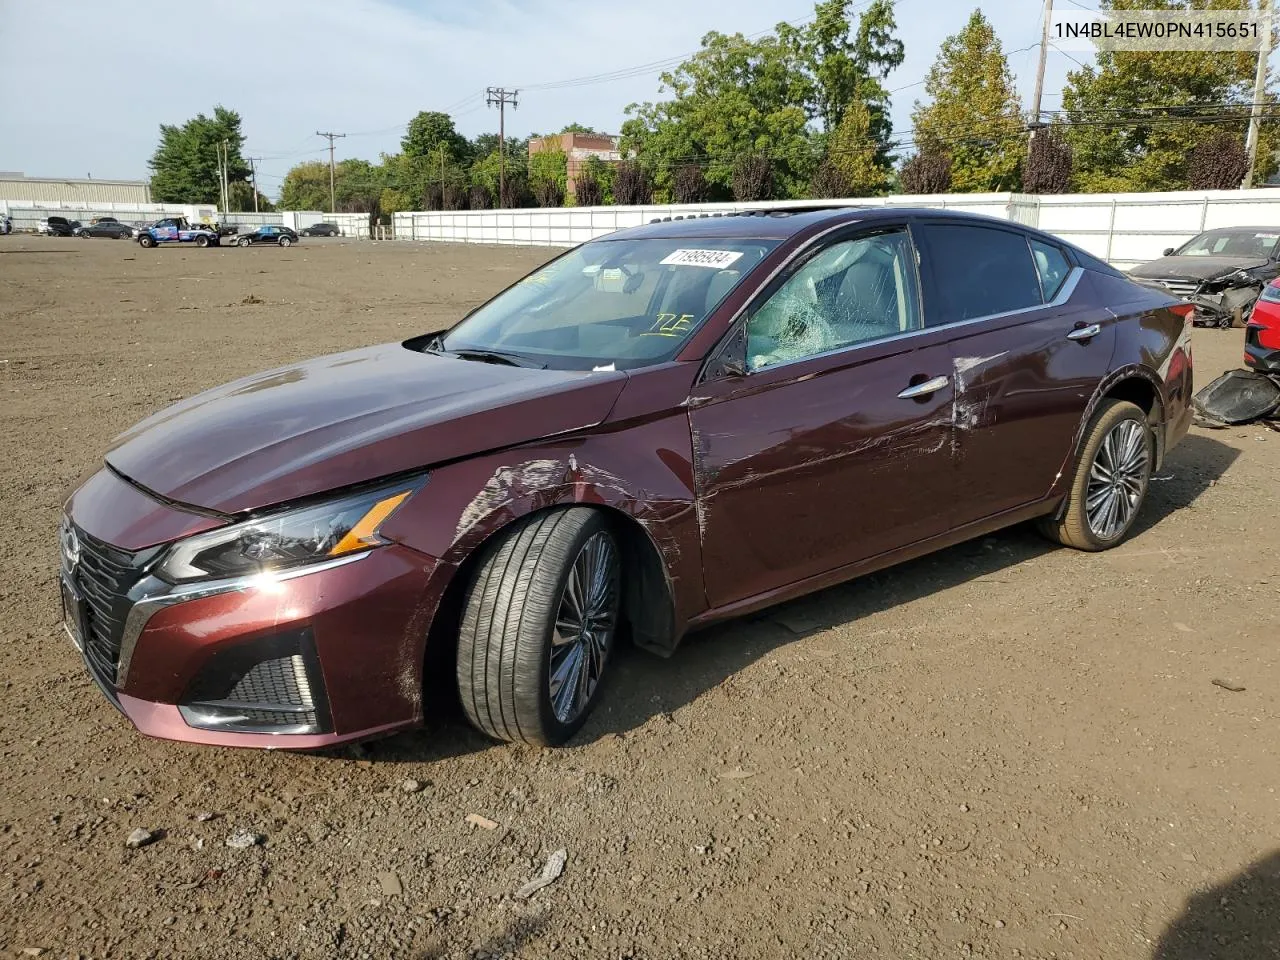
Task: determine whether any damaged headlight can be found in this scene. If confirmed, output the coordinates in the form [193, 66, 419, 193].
[156, 481, 422, 583]
[1260, 281, 1280, 303]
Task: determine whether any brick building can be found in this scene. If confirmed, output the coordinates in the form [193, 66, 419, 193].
[527, 133, 622, 201]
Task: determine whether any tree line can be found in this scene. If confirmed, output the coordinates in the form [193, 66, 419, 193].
[149, 0, 1278, 213]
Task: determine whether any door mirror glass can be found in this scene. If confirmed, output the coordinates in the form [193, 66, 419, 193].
[1163, 247, 1176, 256]
[745, 230, 920, 371]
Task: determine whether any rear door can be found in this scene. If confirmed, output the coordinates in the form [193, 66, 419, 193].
[688, 224, 956, 607]
[915, 221, 1115, 525]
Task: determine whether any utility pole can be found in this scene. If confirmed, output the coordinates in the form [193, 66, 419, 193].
[221, 139, 231, 215]
[486, 87, 519, 204]
[316, 131, 346, 212]
[1031, 0, 1053, 132]
[1244, 0, 1273, 188]
[246, 157, 261, 213]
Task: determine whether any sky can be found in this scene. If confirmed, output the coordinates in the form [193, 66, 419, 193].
[0, 0, 1085, 198]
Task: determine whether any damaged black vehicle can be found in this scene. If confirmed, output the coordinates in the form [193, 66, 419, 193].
[1129, 227, 1280, 329]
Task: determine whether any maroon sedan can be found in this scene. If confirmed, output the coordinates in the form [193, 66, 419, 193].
[59, 208, 1194, 749]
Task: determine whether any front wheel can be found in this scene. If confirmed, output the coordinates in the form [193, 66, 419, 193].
[457, 508, 622, 746]
[138, 234, 155, 248]
[237, 236, 251, 247]
[1038, 399, 1153, 551]
[279, 236, 292, 247]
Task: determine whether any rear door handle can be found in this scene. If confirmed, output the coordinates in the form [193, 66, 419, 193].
[1067, 323, 1102, 341]
[897, 375, 950, 400]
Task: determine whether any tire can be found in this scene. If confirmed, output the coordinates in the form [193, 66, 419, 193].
[237, 237, 251, 247]
[329, 230, 338, 237]
[1037, 399, 1153, 551]
[279, 236, 292, 247]
[195, 235, 209, 247]
[138, 234, 155, 248]
[457, 508, 622, 746]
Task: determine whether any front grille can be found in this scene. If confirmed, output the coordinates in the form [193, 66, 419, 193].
[1152, 278, 1202, 299]
[69, 527, 149, 686]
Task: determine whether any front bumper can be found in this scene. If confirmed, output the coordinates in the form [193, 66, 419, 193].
[62, 479, 444, 749]
[1244, 325, 1280, 372]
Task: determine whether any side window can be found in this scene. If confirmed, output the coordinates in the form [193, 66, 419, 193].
[746, 230, 920, 371]
[921, 224, 1044, 325]
[1030, 239, 1072, 301]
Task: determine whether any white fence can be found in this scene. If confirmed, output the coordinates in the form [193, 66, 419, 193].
[392, 189, 1280, 269]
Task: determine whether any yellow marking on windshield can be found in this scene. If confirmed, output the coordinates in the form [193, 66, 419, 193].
[642, 313, 696, 337]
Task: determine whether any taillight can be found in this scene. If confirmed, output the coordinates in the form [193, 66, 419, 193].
[1260, 280, 1280, 303]
[1168, 302, 1195, 323]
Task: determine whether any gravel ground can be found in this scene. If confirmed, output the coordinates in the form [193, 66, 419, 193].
[1, 234, 1277, 960]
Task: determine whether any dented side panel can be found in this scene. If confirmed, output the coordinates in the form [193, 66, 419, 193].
[942, 295, 1116, 525]
[688, 342, 955, 608]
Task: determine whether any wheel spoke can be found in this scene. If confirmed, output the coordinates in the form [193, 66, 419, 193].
[547, 531, 620, 724]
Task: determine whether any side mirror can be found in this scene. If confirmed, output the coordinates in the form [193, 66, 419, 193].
[1163, 247, 1176, 257]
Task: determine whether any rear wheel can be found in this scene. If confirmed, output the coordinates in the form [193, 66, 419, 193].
[237, 236, 251, 247]
[1038, 399, 1153, 551]
[457, 508, 621, 746]
[195, 235, 209, 247]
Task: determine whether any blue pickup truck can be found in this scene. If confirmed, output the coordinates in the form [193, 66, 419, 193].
[137, 217, 220, 248]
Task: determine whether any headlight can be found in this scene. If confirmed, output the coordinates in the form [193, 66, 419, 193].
[155, 482, 421, 583]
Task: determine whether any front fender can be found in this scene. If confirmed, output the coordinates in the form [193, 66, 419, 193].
[380, 414, 704, 651]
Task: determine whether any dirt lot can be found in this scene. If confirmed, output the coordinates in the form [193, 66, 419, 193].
[1, 234, 1277, 960]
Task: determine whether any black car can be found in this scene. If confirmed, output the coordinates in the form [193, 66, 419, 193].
[41, 216, 81, 237]
[1129, 226, 1280, 328]
[235, 225, 299, 247]
[299, 222, 340, 237]
[75, 221, 135, 239]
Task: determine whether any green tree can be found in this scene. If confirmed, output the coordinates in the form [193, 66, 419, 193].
[581, 155, 616, 204]
[778, 0, 904, 135]
[622, 30, 814, 198]
[621, 0, 903, 200]
[227, 181, 275, 212]
[529, 147, 568, 207]
[912, 10, 1024, 192]
[149, 106, 250, 204]
[1060, 0, 1276, 191]
[821, 98, 890, 195]
[279, 161, 331, 210]
[402, 111, 471, 162]
[280, 158, 385, 211]
[559, 122, 604, 135]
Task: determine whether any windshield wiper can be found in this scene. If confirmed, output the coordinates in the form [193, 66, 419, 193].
[449, 348, 547, 369]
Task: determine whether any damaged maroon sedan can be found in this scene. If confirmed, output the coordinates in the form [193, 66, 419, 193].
[59, 208, 1194, 749]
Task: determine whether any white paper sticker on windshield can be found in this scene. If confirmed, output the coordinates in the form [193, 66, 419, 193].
[1257, 233, 1279, 239]
[660, 248, 744, 269]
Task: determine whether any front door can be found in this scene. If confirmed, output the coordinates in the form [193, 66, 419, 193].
[915, 223, 1117, 526]
[688, 226, 956, 609]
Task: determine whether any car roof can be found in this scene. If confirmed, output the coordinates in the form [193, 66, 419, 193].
[1194, 226, 1278, 234]
[602, 206, 1041, 242]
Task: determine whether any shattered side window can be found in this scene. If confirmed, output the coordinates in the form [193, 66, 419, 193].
[746, 230, 920, 371]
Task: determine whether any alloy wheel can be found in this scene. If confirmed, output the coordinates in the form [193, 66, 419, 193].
[548, 531, 619, 724]
[1085, 419, 1149, 540]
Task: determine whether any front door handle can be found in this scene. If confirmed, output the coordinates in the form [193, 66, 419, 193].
[1067, 323, 1102, 341]
[897, 375, 950, 400]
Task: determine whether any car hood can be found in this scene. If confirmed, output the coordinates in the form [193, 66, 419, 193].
[105, 343, 627, 514]
[1128, 256, 1270, 282]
